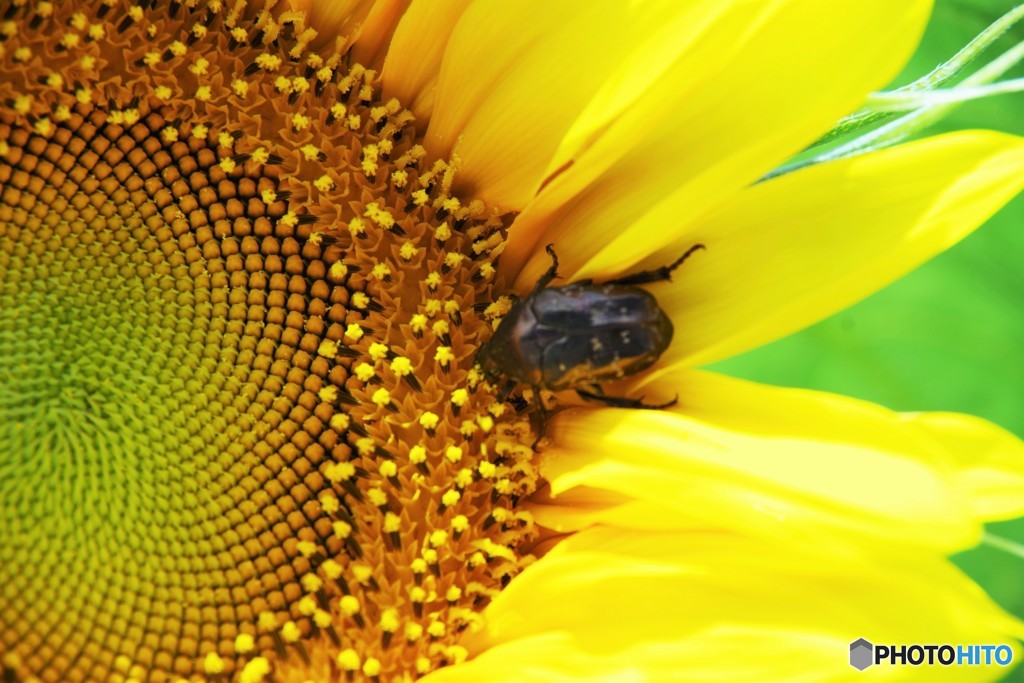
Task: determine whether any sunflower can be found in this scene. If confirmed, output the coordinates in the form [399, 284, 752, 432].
[2, 1, 1024, 682]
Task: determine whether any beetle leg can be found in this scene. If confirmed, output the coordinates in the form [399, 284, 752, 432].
[533, 244, 562, 293]
[604, 243, 705, 285]
[530, 387, 548, 448]
[576, 388, 678, 410]
[497, 379, 516, 402]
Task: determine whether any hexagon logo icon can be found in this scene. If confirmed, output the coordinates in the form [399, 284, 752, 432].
[850, 638, 874, 670]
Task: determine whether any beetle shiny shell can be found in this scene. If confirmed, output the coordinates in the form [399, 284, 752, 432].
[477, 244, 703, 409]
[477, 283, 672, 391]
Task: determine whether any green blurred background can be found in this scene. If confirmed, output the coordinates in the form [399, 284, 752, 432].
[710, 0, 1024, 656]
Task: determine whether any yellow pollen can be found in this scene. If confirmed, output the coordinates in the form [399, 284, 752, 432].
[337, 650, 360, 671]
[435, 347, 455, 366]
[451, 388, 470, 407]
[409, 445, 427, 464]
[254, 53, 281, 70]
[324, 462, 355, 483]
[313, 174, 335, 192]
[189, 57, 210, 75]
[321, 559, 343, 579]
[363, 658, 382, 677]
[235, 633, 256, 655]
[239, 658, 271, 683]
[367, 487, 388, 507]
[355, 437, 375, 456]
[419, 412, 440, 430]
[297, 542, 319, 559]
[203, 652, 225, 675]
[281, 621, 302, 643]
[250, 146, 269, 164]
[329, 413, 351, 431]
[317, 339, 338, 359]
[380, 608, 400, 633]
[339, 596, 361, 616]
[368, 342, 390, 361]
[390, 356, 414, 376]
[32, 118, 53, 137]
[445, 446, 463, 464]
[355, 363, 376, 382]
[345, 323, 365, 341]
[454, 469, 475, 488]
[352, 292, 370, 309]
[410, 314, 428, 334]
[371, 388, 392, 407]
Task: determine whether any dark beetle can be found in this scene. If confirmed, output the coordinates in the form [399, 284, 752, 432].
[477, 243, 704, 431]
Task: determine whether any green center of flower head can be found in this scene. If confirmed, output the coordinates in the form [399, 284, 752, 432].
[0, 3, 540, 682]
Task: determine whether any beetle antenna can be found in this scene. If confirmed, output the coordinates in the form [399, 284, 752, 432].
[533, 244, 561, 292]
[604, 243, 705, 286]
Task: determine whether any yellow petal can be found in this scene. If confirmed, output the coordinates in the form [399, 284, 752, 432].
[903, 411, 1024, 522]
[502, 0, 931, 287]
[286, 0, 376, 52]
[424, 528, 1022, 682]
[429, 0, 929, 216]
[538, 369, 987, 553]
[349, 0, 413, 69]
[382, 0, 474, 123]
[644, 369, 1024, 525]
[645, 130, 1024, 367]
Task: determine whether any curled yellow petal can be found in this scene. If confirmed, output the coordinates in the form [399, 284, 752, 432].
[383, 0, 474, 122]
[423, 528, 1023, 683]
[648, 131, 1024, 367]
[503, 0, 931, 286]
[904, 411, 1024, 522]
[536, 368, 999, 553]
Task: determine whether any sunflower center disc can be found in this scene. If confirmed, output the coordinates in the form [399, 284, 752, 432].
[0, 3, 539, 682]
